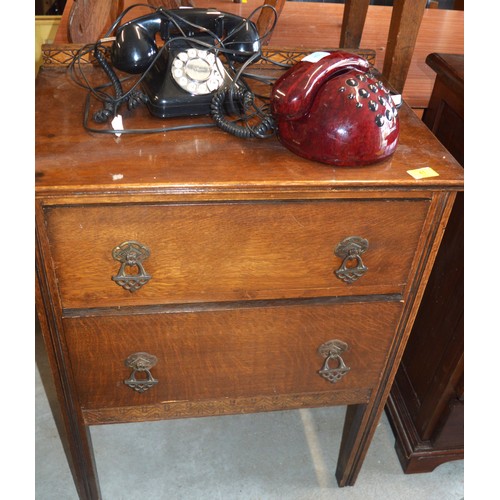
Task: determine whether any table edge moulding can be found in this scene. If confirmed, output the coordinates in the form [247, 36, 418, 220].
[35, 41, 463, 500]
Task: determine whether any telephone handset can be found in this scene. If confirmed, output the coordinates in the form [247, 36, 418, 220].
[270, 51, 400, 166]
[99, 7, 261, 119]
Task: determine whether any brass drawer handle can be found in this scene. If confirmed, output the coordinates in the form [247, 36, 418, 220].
[112, 240, 152, 292]
[124, 352, 158, 393]
[334, 236, 369, 284]
[318, 340, 350, 384]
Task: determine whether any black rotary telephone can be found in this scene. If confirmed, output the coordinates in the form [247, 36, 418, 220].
[87, 6, 263, 122]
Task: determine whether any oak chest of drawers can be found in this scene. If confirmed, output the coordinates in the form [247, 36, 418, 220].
[35, 60, 463, 499]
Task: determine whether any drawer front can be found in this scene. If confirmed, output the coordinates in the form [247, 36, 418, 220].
[45, 200, 429, 309]
[63, 301, 402, 410]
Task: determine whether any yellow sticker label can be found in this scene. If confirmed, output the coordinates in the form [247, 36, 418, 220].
[407, 167, 439, 179]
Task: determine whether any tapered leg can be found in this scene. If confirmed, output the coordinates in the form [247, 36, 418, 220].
[335, 404, 394, 487]
[337, 394, 402, 486]
[36, 265, 102, 499]
[37, 307, 102, 499]
[336, 404, 367, 486]
[65, 423, 102, 500]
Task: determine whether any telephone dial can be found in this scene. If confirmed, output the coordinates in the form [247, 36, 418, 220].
[72, 6, 399, 166]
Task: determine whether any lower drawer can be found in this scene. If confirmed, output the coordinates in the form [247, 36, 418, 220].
[64, 301, 402, 410]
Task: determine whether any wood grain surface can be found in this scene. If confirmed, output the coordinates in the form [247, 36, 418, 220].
[45, 200, 429, 308]
[63, 301, 402, 409]
[35, 66, 464, 194]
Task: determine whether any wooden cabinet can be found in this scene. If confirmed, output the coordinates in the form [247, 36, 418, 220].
[385, 52, 464, 473]
[35, 50, 463, 499]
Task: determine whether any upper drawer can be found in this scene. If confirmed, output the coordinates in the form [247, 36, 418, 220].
[44, 200, 429, 309]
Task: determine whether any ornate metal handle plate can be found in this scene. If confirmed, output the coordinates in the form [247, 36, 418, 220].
[317, 340, 351, 384]
[112, 240, 152, 292]
[124, 352, 158, 393]
[334, 236, 369, 284]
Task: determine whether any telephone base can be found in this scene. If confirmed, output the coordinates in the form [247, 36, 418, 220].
[137, 33, 251, 120]
[144, 93, 214, 118]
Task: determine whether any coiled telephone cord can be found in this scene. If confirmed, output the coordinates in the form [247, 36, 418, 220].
[210, 88, 276, 139]
[92, 46, 124, 123]
[92, 45, 149, 123]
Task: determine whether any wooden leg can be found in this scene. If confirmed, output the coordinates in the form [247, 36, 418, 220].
[37, 313, 102, 499]
[66, 424, 102, 500]
[335, 401, 390, 487]
[37, 333, 102, 498]
[335, 403, 369, 486]
[36, 269, 102, 499]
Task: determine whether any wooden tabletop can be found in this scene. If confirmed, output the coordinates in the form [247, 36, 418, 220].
[35, 63, 463, 196]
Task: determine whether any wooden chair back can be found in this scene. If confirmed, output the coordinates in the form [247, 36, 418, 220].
[340, 0, 427, 92]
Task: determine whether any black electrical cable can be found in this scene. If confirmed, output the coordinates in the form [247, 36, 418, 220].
[92, 44, 124, 123]
[210, 87, 276, 139]
[82, 93, 217, 135]
[259, 54, 294, 68]
[158, 8, 226, 49]
[69, 3, 287, 137]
